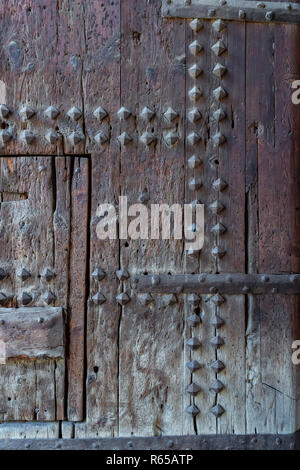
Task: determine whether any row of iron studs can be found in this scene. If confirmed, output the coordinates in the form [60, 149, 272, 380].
[0, 267, 56, 307]
[185, 18, 228, 420]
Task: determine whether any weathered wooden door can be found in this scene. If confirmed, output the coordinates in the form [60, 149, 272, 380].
[0, 0, 299, 449]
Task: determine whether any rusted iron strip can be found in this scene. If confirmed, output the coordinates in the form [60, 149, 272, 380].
[0, 432, 298, 450]
[162, 0, 300, 25]
[132, 273, 300, 294]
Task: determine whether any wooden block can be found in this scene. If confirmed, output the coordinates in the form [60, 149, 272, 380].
[0, 307, 64, 360]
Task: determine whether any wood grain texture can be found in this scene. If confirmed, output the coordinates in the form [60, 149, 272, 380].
[0, 307, 64, 359]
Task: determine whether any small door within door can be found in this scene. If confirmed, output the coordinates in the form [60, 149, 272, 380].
[0, 156, 88, 421]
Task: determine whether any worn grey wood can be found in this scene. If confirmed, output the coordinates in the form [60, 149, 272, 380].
[0, 307, 64, 359]
[0, 422, 59, 439]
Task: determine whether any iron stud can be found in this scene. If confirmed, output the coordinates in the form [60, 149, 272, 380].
[117, 106, 131, 120]
[44, 106, 60, 120]
[186, 359, 201, 372]
[117, 132, 132, 146]
[187, 382, 201, 395]
[163, 107, 178, 122]
[140, 106, 155, 121]
[186, 337, 201, 349]
[186, 404, 200, 417]
[17, 268, 31, 281]
[20, 105, 35, 120]
[67, 106, 82, 121]
[116, 268, 130, 281]
[116, 292, 131, 305]
[210, 404, 225, 417]
[92, 292, 106, 305]
[93, 106, 108, 121]
[95, 131, 109, 144]
[211, 40, 227, 56]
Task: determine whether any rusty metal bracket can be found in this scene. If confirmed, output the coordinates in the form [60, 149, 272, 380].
[0, 432, 298, 450]
[132, 273, 300, 294]
[162, 0, 300, 25]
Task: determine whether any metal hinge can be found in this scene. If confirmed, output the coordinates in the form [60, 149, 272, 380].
[162, 0, 300, 25]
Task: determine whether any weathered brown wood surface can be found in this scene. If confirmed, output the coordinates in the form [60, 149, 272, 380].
[0, 0, 299, 437]
[0, 307, 64, 359]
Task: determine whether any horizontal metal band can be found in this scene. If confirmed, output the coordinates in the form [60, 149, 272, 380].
[162, 0, 300, 25]
[132, 273, 300, 294]
[0, 432, 298, 450]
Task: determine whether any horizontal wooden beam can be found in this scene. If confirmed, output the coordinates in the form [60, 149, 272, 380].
[0, 432, 298, 449]
[132, 273, 300, 294]
[0, 307, 64, 360]
[162, 0, 300, 25]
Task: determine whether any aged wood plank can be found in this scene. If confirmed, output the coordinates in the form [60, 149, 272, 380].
[83, 0, 121, 435]
[67, 157, 89, 421]
[118, 0, 185, 436]
[0, 307, 64, 359]
[244, 22, 277, 433]
[0, 422, 59, 439]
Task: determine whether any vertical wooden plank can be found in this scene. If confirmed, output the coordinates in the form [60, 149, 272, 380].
[118, 0, 185, 436]
[245, 22, 277, 433]
[83, 0, 121, 435]
[184, 18, 217, 435]
[67, 156, 89, 421]
[258, 23, 300, 433]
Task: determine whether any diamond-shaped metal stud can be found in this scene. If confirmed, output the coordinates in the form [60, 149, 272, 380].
[117, 106, 131, 120]
[210, 359, 225, 372]
[189, 40, 203, 56]
[213, 63, 227, 78]
[93, 106, 108, 121]
[213, 86, 227, 101]
[139, 293, 154, 306]
[44, 291, 56, 305]
[91, 268, 106, 281]
[45, 130, 60, 144]
[92, 292, 106, 305]
[20, 105, 35, 120]
[186, 383, 201, 396]
[186, 404, 200, 417]
[67, 106, 82, 121]
[20, 292, 32, 306]
[187, 132, 201, 146]
[0, 130, 12, 144]
[212, 19, 226, 32]
[213, 108, 227, 122]
[116, 268, 130, 281]
[265, 11, 274, 21]
[165, 294, 177, 306]
[140, 132, 156, 146]
[213, 178, 227, 191]
[17, 268, 31, 281]
[212, 246, 226, 258]
[211, 222, 227, 235]
[187, 383, 201, 396]
[188, 177, 202, 191]
[21, 130, 35, 145]
[209, 380, 225, 394]
[211, 314, 225, 328]
[186, 337, 201, 349]
[186, 360, 201, 372]
[210, 404, 225, 417]
[209, 200, 225, 214]
[41, 268, 55, 282]
[140, 106, 155, 121]
[0, 104, 10, 119]
[188, 155, 202, 169]
[68, 131, 85, 145]
[163, 107, 178, 122]
[116, 292, 130, 305]
[210, 335, 225, 348]
[44, 106, 60, 120]
[0, 292, 7, 305]
[0, 268, 7, 281]
[211, 293, 225, 305]
[211, 40, 227, 56]
[212, 132, 226, 147]
[95, 131, 109, 145]
[118, 132, 132, 146]
[188, 108, 202, 123]
[188, 64, 202, 79]
[187, 314, 201, 327]
[164, 131, 178, 146]
[189, 86, 202, 101]
[189, 19, 203, 32]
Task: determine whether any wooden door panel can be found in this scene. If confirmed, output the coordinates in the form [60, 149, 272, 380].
[0, 156, 88, 421]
